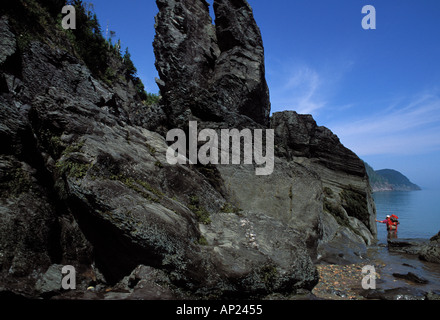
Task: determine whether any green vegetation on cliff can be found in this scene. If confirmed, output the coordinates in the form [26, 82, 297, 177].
[0, 0, 159, 104]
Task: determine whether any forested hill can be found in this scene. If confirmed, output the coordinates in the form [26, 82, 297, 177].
[364, 163, 421, 192]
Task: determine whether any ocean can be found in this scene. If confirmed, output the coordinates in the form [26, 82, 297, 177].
[373, 188, 440, 243]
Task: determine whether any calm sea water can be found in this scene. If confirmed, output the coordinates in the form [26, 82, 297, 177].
[373, 188, 440, 243]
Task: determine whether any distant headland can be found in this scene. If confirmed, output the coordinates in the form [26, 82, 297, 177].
[364, 162, 422, 192]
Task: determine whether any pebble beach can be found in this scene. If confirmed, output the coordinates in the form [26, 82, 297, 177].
[312, 264, 374, 300]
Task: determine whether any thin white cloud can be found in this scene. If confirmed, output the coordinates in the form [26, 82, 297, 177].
[268, 58, 355, 115]
[269, 65, 327, 115]
[330, 90, 440, 156]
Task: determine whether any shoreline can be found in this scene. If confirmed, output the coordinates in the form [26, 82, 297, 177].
[311, 236, 440, 300]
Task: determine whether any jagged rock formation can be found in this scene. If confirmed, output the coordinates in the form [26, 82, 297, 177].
[154, 0, 377, 265]
[153, 0, 270, 128]
[0, 0, 376, 299]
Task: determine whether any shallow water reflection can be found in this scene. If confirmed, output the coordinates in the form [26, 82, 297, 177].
[366, 244, 440, 292]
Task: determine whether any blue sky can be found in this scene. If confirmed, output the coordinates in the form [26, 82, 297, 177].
[89, 0, 440, 189]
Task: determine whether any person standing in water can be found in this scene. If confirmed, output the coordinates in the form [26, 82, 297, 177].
[376, 215, 400, 239]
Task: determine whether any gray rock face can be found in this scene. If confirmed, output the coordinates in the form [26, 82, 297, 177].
[0, 36, 316, 299]
[211, 0, 271, 125]
[153, 0, 219, 126]
[270, 111, 377, 261]
[0, 17, 16, 65]
[153, 0, 270, 127]
[0, 0, 377, 299]
[153, 0, 377, 265]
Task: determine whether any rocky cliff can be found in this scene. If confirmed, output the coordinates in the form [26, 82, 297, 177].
[0, 0, 376, 299]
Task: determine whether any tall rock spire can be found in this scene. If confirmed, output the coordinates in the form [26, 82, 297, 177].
[153, 0, 220, 125]
[153, 0, 271, 127]
[212, 0, 271, 126]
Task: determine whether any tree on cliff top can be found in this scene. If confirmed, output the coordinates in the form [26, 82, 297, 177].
[1, 0, 158, 104]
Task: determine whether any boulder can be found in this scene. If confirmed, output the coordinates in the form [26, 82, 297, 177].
[199, 211, 318, 297]
[111, 265, 178, 300]
[419, 232, 440, 264]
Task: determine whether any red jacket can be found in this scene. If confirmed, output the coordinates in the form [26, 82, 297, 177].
[379, 217, 398, 231]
